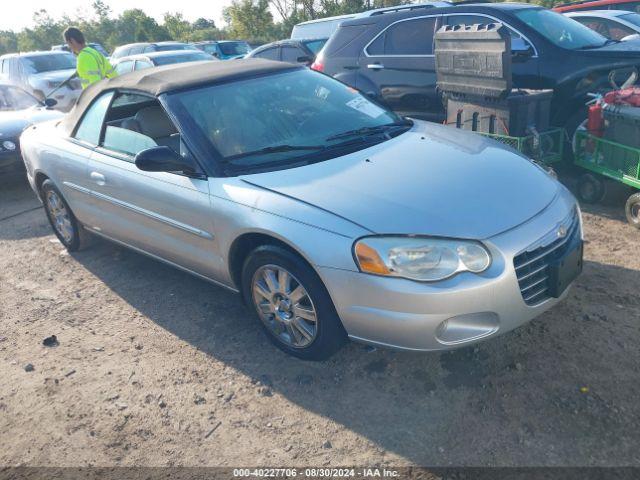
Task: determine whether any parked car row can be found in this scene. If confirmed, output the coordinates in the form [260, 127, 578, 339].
[113, 50, 218, 75]
[52, 42, 110, 57]
[192, 40, 252, 59]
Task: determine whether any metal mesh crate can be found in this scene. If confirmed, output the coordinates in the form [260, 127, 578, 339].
[479, 128, 564, 165]
[574, 130, 640, 190]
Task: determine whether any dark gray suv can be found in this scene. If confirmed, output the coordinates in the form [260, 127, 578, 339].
[315, 2, 640, 130]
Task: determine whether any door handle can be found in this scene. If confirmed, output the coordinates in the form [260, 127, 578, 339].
[90, 171, 106, 186]
[367, 63, 385, 70]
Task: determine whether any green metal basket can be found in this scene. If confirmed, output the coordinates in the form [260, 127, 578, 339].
[574, 130, 640, 190]
[479, 128, 565, 165]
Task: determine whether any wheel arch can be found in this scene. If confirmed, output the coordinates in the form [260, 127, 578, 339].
[227, 231, 319, 295]
[34, 170, 50, 199]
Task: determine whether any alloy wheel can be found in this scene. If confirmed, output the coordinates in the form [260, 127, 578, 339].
[45, 190, 74, 244]
[251, 264, 318, 348]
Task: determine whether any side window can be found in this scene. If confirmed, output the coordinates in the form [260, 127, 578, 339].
[203, 44, 220, 57]
[74, 92, 114, 145]
[445, 14, 489, 27]
[254, 47, 280, 60]
[445, 14, 534, 50]
[134, 60, 153, 71]
[101, 93, 181, 160]
[367, 17, 437, 55]
[576, 18, 612, 37]
[281, 46, 305, 63]
[115, 60, 133, 75]
[602, 18, 635, 40]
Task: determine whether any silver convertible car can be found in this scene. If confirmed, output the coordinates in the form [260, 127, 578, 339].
[20, 60, 583, 360]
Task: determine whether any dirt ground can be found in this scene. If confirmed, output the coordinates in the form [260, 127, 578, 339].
[1, 171, 639, 468]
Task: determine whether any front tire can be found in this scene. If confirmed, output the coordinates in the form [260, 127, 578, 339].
[625, 192, 640, 229]
[241, 245, 347, 361]
[577, 173, 606, 204]
[41, 179, 88, 252]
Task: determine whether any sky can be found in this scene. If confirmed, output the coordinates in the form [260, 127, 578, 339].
[0, 0, 237, 32]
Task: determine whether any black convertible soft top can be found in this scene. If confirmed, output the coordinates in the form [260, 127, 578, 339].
[60, 59, 299, 135]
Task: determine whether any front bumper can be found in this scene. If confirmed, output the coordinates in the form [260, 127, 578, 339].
[318, 188, 580, 351]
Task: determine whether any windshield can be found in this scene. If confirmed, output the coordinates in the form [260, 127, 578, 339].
[22, 53, 76, 73]
[514, 8, 609, 49]
[218, 42, 251, 55]
[0, 85, 39, 111]
[303, 39, 327, 54]
[620, 12, 640, 27]
[168, 68, 404, 172]
[153, 52, 213, 65]
[155, 44, 197, 52]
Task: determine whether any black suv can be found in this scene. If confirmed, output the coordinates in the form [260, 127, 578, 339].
[316, 2, 640, 130]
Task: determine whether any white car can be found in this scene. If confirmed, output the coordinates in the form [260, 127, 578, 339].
[0, 51, 81, 112]
[565, 10, 640, 41]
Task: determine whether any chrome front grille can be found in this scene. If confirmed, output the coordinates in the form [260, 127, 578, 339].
[513, 209, 580, 306]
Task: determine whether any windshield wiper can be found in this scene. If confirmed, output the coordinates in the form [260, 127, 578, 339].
[578, 39, 619, 49]
[224, 144, 326, 163]
[325, 120, 413, 142]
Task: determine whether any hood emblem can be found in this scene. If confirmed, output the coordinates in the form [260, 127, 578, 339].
[557, 225, 567, 238]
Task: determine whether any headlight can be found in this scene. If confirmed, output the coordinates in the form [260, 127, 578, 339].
[2, 140, 16, 151]
[354, 236, 491, 282]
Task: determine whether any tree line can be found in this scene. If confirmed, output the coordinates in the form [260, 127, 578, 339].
[0, 0, 558, 56]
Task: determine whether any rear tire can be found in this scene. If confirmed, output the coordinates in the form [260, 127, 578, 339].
[577, 173, 606, 204]
[41, 179, 89, 252]
[241, 245, 347, 361]
[625, 192, 640, 229]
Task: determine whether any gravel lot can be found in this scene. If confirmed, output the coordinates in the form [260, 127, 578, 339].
[1, 171, 639, 468]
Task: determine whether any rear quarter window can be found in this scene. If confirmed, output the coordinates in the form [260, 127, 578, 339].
[254, 47, 280, 60]
[367, 17, 437, 55]
[324, 24, 372, 56]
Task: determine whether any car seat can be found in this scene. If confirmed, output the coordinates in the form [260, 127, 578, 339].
[129, 105, 181, 152]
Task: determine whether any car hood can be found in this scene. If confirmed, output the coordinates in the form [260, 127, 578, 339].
[581, 38, 640, 57]
[0, 107, 63, 138]
[240, 121, 559, 240]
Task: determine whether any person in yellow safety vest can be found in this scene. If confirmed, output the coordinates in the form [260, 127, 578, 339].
[63, 27, 116, 89]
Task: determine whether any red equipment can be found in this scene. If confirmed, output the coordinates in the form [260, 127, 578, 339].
[603, 88, 640, 107]
[587, 101, 604, 137]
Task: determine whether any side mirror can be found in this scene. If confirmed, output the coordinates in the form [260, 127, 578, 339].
[212, 52, 220, 58]
[135, 146, 199, 176]
[297, 55, 312, 64]
[511, 37, 533, 58]
[43, 98, 58, 108]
